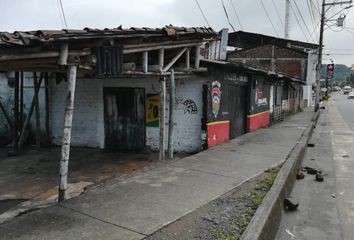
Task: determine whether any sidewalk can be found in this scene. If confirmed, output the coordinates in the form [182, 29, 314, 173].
[0, 110, 314, 240]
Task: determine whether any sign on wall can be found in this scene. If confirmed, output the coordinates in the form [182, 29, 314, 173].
[211, 81, 222, 118]
[146, 94, 160, 127]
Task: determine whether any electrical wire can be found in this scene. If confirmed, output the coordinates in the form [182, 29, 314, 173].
[57, 0, 68, 29]
[229, 0, 243, 30]
[293, 0, 315, 42]
[290, 2, 311, 41]
[258, 0, 280, 37]
[221, 0, 236, 32]
[194, 0, 211, 28]
[271, 0, 286, 30]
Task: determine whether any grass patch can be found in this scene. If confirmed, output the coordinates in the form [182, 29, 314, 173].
[211, 165, 281, 240]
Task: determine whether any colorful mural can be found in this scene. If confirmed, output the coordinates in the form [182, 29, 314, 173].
[146, 94, 160, 127]
[211, 81, 222, 118]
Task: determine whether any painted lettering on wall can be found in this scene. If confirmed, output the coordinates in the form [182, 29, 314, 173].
[255, 89, 268, 107]
[212, 81, 222, 118]
[146, 94, 160, 127]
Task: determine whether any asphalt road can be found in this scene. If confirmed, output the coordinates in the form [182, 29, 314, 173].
[275, 94, 354, 240]
[333, 92, 354, 131]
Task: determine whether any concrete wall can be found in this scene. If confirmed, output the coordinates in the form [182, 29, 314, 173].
[50, 76, 206, 153]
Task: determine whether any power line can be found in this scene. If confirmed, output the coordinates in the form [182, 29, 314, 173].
[229, 0, 243, 30]
[194, 0, 211, 28]
[258, 0, 280, 37]
[290, 2, 310, 41]
[221, 0, 236, 32]
[271, 0, 285, 30]
[293, 0, 315, 42]
[57, 0, 68, 29]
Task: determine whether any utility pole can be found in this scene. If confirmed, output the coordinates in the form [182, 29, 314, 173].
[285, 0, 290, 38]
[315, 0, 353, 111]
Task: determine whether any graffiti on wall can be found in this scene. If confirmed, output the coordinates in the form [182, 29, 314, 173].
[211, 81, 222, 118]
[255, 89, 268, 107]
[182, 99, 198, 114]
[176, 97, 198, 115]
[146, 94, 160, 127]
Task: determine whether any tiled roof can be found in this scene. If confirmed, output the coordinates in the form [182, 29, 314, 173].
[0, 25, 217, 47]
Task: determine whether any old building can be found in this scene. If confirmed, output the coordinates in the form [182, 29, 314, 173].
[227, 31, 318, 118]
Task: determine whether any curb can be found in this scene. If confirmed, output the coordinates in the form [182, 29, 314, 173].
[241, 111, 320, 240]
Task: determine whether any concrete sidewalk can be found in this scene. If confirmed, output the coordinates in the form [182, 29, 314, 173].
[0, 110, 314, 240]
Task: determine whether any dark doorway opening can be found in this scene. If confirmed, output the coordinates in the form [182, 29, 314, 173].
[229, 85, 247, 139]
[104, 87, 146, 151]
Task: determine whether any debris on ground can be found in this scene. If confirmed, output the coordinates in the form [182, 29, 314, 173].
[284, 198, 299, 212]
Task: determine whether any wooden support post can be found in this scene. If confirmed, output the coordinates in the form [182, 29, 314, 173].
[33, 72, 41, 150]
[0, 99, 12, 129]
[195, 45, 200, 69]
[158, 49, 164, 73]
[159, 77, 166, 161]
[20, 72, 24, 130]
[58, 64, 77, 202]
[58, 43, 69, 65]
[45, 73, 50, 143]
[18, 74, 43, 151]
[185, 49, 190, 69]
[162, 48, 187, 72]
[13, 71, 19, 152]
[168, 70, 175, 159]
[142, 51, 148, 73]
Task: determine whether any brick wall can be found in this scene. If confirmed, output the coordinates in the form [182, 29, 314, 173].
[50, 76, 206, 153]
[228, 44, 307, 80]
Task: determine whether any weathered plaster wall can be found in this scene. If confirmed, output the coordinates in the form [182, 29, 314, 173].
[50, 77, 206, 153]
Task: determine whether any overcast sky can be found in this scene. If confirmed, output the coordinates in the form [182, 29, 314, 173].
[0, 0, 353, 66]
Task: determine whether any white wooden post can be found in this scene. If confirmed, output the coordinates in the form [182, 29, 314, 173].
[158, 49, 164, 73]
[58, 64, 77, 202]
[186, 49, 190, 69]
[142, 51, 148, 73]
[195, 45, 200, 69]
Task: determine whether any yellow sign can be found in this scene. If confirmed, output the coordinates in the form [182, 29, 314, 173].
[146, 95, 160, 127]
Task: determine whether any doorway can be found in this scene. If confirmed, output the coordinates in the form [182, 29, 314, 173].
[229, 85, 247, 139]
[103, 87, 145, 151]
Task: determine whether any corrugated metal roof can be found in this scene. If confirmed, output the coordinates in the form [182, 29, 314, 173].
[0, 25, 217, 47]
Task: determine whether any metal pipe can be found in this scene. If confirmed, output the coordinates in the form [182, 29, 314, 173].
[168, 69, 175, 159]
[159, 77, 166, 161]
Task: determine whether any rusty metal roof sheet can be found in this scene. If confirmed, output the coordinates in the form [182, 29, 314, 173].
[0, 25, 217, 47]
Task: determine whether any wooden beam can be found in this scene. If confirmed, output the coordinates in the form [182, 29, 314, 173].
[159, 77, 166, 161]
[18, 74, 43, 151]
[13, 72, 20, 152]
[123, 41, 205, 54]
[0, 50, 91, 62]
[142, 51, 148, 73]
[58, 43, 69, 65]
[58, 64, 78, 202]
[0, 99, 13, 129]
[185, 48, 190, 69]
[33, 72, 41, 150]
[162, 48, 187, 72]
[158, 49, 164, 73]
[20, 72, 24, 131]
[195, 45, 201, 69]
[45, 73, 50, 143]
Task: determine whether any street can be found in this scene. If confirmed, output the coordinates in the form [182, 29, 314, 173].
[275, 93, 354, 240]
